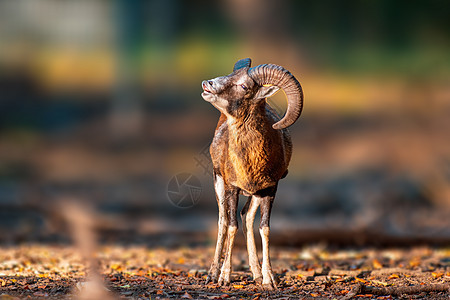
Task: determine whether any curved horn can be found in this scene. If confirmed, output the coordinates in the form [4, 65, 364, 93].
[233, 58, 252, 72]
[248, 64, 303, 129]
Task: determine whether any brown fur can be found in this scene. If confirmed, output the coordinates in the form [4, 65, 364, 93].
[203, 59, 301, 287]
[211, 103, 291, 194]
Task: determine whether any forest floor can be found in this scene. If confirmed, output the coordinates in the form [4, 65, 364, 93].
[0, 244, 449, 300]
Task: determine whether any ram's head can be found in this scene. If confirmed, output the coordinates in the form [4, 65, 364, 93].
[202, 58, 303, 129]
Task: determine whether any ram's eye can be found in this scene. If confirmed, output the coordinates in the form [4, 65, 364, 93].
[240, 84, 248, 90]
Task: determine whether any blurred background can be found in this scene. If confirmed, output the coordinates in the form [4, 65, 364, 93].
[0, 0, 449, 247]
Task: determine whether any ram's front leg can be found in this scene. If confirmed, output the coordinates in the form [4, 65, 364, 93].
[258, 186, 278, 290]
[206, 174, 228, 284]
[217, 186, 239, 286]
[241, 196, 262, 282]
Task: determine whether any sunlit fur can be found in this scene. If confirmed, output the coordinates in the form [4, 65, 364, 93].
[202, 59, 300, 288]
[203, 67, 292, 194]
[211, 106, 291, 194]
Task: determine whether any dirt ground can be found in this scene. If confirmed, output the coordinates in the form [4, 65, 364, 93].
[0, 244, 449, 299]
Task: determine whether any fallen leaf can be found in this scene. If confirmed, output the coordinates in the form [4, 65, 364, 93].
[409, 259, 420, 268]
[432, 272, 443, 279]
[388, 274, 399, 279]
[110, 263, 122, 271]
[372, 259, 383, 269]
[177, 258, 185, 264]
[233, 284, 244, 289]
[372, 280, 392, 286]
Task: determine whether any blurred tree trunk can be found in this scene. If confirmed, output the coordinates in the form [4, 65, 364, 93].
[110, 0, 180, 142]
[110, 0, 146, 142]
[223, 0, 305, 71]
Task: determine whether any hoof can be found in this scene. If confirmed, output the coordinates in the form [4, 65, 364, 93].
[254, 276, 263, 284]
[260, 269, 278, 290]
[262, 283, 276, 291]
[218, 279, 230, 286]
[218, 272, 231, 286]
[206, 274, 218, 284]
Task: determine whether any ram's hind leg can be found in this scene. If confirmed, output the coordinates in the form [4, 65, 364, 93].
[257, 185, 278, 290]
[218, 186, 239, 286]
[206, 174, 228, 284]
[240, 196, 262, 282]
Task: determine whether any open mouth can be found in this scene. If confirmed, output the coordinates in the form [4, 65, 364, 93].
[202, 81, 213, 93]
[201, 91, 213, 101]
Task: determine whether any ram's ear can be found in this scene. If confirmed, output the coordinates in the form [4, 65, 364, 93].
[254, 85, 280, 99]
[233, 58, 252, 72]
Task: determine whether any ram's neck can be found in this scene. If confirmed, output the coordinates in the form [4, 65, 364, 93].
[226, 102, 269, 133]
[223, 102, 281, 193]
